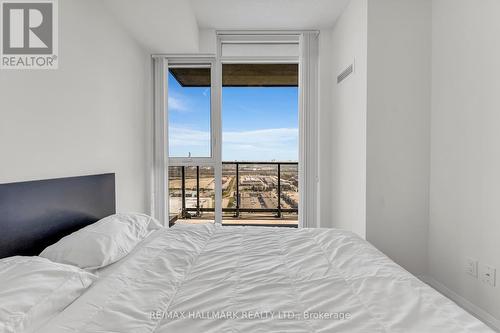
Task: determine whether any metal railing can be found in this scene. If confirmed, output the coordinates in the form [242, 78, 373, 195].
[173, 162, 299, 219]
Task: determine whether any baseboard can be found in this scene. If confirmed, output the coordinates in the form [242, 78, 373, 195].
[419, 275, 500, 332]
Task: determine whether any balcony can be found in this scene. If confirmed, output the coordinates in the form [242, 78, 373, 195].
[169, 162, 298, 227]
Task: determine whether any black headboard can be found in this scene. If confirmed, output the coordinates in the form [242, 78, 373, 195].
[0, 174, 115, 259]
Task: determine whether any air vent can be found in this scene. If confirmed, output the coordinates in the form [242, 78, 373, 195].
[337, 64, 354, 84]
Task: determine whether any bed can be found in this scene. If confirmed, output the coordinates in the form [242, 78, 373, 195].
[0, 175, 494, 333]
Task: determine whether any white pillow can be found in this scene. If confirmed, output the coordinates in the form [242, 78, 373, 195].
[40, 213, 162, 270]
[0, 256, 96, 333]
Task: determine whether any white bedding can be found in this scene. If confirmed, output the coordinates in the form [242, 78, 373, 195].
[0, 256, 96, 333]
[40, 213, 162, 270]
[39, 224, 492, 332]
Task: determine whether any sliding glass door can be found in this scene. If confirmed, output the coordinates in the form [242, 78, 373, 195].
[156, 31, 319, 228]
[164, 60, 300, 226]
[220, 63, 299, 226]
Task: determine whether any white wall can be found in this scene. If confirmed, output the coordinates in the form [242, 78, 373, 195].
[326, 0, 500, 325]
[318, 29, 334, 225]
[429, 0, 500, 322]
[325, 0, 368, 238]
[198, 29, 217, 54]
[104, 0, 200, 54]
[326, 0, 432, 276]
[366, 0, 431, 275]
[0, 0, 151, 212]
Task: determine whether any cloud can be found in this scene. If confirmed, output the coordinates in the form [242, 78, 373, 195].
[168, 94, 189, 112]
[169, 127, 210, 147]
[223, 128, 297, 145]
[169, 127, 298, 161]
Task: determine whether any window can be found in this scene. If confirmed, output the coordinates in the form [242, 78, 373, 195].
[221, 64, 299, 162]
[168, 66, 212, 158]
[164, 58, 217, 166]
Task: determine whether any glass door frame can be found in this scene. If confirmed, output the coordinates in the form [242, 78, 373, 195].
[154, 31, 319, 227]
[216, 32, 302, 226]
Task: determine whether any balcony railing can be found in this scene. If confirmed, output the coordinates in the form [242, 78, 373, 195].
[170, 162, 299, 220]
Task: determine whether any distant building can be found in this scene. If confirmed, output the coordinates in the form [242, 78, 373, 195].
[240, 176, 267, 191]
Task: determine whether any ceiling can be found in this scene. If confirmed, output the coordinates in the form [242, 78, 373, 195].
[103, 0, 200, 53]
[103, 0, 351, 53]
[190, 0, 351, 30]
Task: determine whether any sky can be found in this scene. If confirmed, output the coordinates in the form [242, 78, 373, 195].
[168, 72, 298, 161]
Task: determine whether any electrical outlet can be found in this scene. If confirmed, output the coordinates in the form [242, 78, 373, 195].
[480, 265, 496, 287]
[466, 258, 478, 278]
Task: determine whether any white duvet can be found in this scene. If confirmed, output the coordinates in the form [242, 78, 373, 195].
[39, 224, 492, 333]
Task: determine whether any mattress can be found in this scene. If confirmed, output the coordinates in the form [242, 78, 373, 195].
[39, 224, 492, 332]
